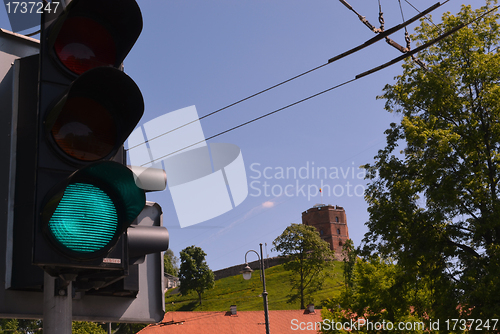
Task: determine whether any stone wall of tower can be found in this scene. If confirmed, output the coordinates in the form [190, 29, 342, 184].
[301, 204, 350, 260]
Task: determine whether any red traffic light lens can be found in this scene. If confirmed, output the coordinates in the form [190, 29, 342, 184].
[51, 97, 117, 161]
[54, 17, 116, 75]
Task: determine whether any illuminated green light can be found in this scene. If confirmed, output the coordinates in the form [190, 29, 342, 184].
[48, 183, 118, 254]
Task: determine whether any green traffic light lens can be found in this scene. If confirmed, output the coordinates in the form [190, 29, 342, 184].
[42, 161, 146, 260]
[48, 183, 118, 254]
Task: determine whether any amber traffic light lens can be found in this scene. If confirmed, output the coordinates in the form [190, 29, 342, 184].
[51, 97, 117, 161]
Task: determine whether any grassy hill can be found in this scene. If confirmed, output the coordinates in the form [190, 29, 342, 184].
[165, 262, 344, 312]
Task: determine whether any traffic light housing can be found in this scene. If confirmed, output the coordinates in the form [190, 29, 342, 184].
[25, 0, 169, 293]
[1, 20, 167, 321]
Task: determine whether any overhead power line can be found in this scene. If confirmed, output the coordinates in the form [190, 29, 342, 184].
[328, 2, 441, 63]
[127, 1, 444, 153]
[141, 2, 499, 166]
[338, 0, 382, 33]
[404, 0, 443, 33]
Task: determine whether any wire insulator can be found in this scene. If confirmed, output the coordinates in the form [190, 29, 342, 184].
[358, 15, 378, 32]
[412, 55, 429, 71]
[385, 37, 409, 53]
[339, 0, 353, 11]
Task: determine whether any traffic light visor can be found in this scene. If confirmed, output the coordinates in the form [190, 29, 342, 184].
[47, 0, 143, 75]
[45, 67, 144, 163]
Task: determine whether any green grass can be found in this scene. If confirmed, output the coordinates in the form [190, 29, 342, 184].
[165, 262, 344, 312]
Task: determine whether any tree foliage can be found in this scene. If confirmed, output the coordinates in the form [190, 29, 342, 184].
[0, 319, 148, 333]
[361, 0, 500, 321]
[341, 239, 356, 300]
[179, 245, 214, 305]
[164, 249, 179, 276]
[112, 323, 147, 334]
[0, 319, 22, 334]
[322, 257, 430, 334]
[0, 319, 42, 333]
[72, 321, 106, 334]
[272, 223, 335, 309]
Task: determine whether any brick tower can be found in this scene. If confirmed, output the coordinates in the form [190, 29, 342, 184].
[302, 204, 350, 260]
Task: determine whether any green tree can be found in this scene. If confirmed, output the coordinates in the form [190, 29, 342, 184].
[0, 319, 42, 333]
[0, 319, 21, 334]
[164, 249, 179, 276]
[362, 0, 500, 321]
[341, 239, 356, 302]
[113, 323, 147, 334]
[179, 245, 214, 305]
[72, 321, 106, 334]
[272, 223, 335, 309]
[321, 258, 429, 334]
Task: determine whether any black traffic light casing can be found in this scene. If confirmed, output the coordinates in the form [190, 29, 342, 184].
[3, 0, 169, 312]
[82, 202, 168, 297]
[32, 0, 148, 283]
[10, 54, 45, 290]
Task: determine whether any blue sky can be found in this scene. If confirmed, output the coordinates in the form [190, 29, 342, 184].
[1, 0, 469, 271]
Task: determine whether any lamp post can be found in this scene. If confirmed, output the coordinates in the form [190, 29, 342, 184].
[241, 243, 270, 334]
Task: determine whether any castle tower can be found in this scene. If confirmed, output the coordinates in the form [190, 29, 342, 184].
[302, 204, 350, 260]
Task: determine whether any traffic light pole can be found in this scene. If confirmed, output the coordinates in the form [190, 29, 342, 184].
[43, 272, 72, 333]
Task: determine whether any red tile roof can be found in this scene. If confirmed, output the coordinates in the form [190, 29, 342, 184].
[139, 309, 323, 334]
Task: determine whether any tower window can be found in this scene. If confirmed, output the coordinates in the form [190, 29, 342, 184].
[339, 241, 343, 247]
[335, 217, 339, 222]
[337, 228, 340, 235]
[320, 229, 324, 235]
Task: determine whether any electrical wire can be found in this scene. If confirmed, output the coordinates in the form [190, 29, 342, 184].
[404, 0, 443, 33]
[328, 1, 440, 63]
[141, 78, 357, 166]
[356, 2, 494, 79]
[127, 62, 329, 151]
[398, 0, 406, 23]
[339, 0, 381, 33]
[141, 3, 498, 166]
[126, 1, 443, 153]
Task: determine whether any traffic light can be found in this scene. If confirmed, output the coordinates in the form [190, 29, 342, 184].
[25, 0, 169, 292]
[1, 23, 166, 321]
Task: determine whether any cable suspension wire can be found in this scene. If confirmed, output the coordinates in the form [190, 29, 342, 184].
[404, 0, 443, 33]
[328, 1, 440, 63]
[398, 0, 406, 22]
[356, 2, 499, 78]
[396, 0, 430, 70]
[338, 0, 382, 33]
[339, 0, 449, 69]
[127, 2, 443, 153]
[378, 0, 385, 32]
[141, 3, 497, 166]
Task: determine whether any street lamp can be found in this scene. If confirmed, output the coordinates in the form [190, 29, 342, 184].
[241, 243, 270, 334]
